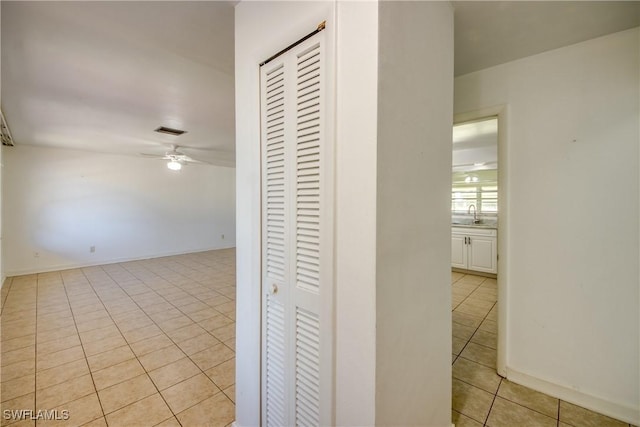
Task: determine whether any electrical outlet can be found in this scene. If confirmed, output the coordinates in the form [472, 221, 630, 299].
[90, 246, 96, 253]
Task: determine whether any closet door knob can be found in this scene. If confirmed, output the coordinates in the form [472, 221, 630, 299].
[271, 284, 279, 294]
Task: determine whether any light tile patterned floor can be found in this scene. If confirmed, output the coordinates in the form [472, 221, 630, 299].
[451, 271, 636, 427]
[1, 249, 236, 427]
[2, 253, 635, 427]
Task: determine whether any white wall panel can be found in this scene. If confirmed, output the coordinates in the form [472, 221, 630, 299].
[455, 28, 639, 424]
[3, 145, 235, 275]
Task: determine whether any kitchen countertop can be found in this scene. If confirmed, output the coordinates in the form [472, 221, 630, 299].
[452, 223, 498, 230]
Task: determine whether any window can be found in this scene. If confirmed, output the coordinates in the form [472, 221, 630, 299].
[452, 170, 497, 214]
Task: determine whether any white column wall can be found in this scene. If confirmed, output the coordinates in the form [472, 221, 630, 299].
[334, 1, 379, 425]
[375, 2, 453, 425]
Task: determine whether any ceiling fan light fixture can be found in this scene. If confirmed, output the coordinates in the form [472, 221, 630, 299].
[167, 160, 182, 171]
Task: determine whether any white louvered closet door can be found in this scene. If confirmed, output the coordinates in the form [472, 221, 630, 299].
[260, 29, 333, 427]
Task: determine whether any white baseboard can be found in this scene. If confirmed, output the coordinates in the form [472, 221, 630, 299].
[506, 367, 639, 425]
[4, 245, 236, 277]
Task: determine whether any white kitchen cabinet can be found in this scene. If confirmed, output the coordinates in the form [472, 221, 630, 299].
[452, 227, 497, 274]
[451, 233, 467, 270]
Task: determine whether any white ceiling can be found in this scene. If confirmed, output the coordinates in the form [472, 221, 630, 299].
[1, 1, 638, 165]
[453, 117, 497, 172]
[1, 1, 236, 166]
[453, 1, 640, 76]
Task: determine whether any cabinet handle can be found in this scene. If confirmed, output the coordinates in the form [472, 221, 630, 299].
[468, 237, 471, 244]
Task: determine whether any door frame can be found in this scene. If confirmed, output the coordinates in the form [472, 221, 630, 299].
[453, 105, 508, 376]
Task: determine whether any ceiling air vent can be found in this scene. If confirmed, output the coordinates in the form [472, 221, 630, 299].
[155, 126, 187, 136]
[1, 109, 14, 147]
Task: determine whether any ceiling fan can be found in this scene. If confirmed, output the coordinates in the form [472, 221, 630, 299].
[141, 145, 209, 171]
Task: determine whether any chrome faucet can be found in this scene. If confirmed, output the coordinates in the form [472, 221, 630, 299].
[468, 204, 479, 224]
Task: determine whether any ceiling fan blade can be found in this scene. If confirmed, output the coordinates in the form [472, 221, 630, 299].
[143, 146, 220, 166]
[173, 144, 222, 152]
[173, 145, 234, 157]
[178, 158, 210, 165]
[140, 153, 171, 160]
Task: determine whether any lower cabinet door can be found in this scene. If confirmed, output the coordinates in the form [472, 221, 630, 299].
[451, 234, 467, 269]
[468, 235, 497, 273]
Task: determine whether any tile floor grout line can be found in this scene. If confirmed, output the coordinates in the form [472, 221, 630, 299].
[77, 266, 179, 427]
[557, 399, 561, 426]
[483, 379, 562, 422]
[452, 376, 497, 396]
[483, 377, 503, 426]
[58, 269, 107, 425]
[462, 331, 497, 351]
[156, 255, 235, 303]
[455, 355, 495, 371]
[0, 277, 13, 315]
[452, 288, 494, 320]
[114, 261, 236, 357]
[0, 281, 35, 425]
[2, 251, 236, 426]
[153, 257, 236, 379]
[97, 263, 233, 423]
[453, 300, 497, 363]
[452, 273, 499, 426]
[111, 261, 231, 338]
[119, 259, 235, 326]
[451, 279, 485, 311]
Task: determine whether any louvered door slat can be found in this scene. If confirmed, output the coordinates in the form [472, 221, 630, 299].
[265, 294, 287, 427]
[265, 62, 286, 286]
[262, 61, 289, 427]
[292, 41, 323, 426]
[295, 307, 321, 427]
[297, 258, 320, 269]
[298, 116, 320, 128]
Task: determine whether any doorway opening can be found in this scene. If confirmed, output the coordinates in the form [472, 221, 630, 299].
[451, 109, 509, 424]
[451, 115, 499, 368]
